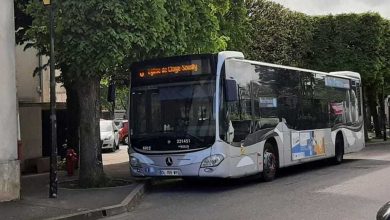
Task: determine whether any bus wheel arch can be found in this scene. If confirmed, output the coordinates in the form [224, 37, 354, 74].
[333, 131, 344, 164]
[262, 138, 279, 182]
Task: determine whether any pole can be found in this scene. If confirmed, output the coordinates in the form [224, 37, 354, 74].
[112, 99, 115, 119]
[383, 80, 387, 141]
[48, 2, 58, 198]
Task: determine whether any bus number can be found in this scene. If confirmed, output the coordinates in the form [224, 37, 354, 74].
[177, 139, 190, 144]
[142, 146, 151, 151]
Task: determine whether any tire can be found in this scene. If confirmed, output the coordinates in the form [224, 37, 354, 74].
[262, 142, 278, 182]
[124, 136, 129, 145]
[112, 141, 117, 152]
[333, 135, 344, 164]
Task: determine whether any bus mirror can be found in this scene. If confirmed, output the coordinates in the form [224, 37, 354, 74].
[225, 79, 238, 102]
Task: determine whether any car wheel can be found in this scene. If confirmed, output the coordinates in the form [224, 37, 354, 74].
[262, 142, 278, 182]
[124, 136, 129, 145]
[112, 141, 117, 152]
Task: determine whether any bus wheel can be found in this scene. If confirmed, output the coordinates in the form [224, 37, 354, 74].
[262, 143, 277, 182]
[333, 135, 344, 164]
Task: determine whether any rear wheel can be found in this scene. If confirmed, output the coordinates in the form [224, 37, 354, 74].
[333, 135, 344, 164]
[262, 142, 278, 182]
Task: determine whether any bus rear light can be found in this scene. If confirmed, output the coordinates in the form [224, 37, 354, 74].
[201, 154, 224, 168]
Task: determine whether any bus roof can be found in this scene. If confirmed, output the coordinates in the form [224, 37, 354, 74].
[228, 56, 360, 81]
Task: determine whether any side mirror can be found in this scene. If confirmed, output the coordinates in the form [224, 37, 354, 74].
[225, 79, 238, 102]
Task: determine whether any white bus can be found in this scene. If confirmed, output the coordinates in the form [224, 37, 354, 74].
[128, 51, 364, 181]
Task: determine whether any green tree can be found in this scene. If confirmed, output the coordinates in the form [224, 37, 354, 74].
[24, 0, 229, 186]
[25, 0, 167, 187]
[218, 0, 251, 52]
[309, 13, 386, 137]
[245, 0, 313, 67]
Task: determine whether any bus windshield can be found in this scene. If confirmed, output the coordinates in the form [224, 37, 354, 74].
[131, 80, 215, 152]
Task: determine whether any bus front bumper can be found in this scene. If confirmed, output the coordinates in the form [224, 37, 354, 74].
[129, 153, 229, 178]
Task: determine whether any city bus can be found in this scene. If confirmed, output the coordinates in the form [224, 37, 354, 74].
[128, 51, 364, 181]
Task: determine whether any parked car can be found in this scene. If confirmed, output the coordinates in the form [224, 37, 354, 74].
[100, 119, 119, 152]
[113, 119, 125, 129]
[377, 201, 390, 220]
[119, 121, 129, 145]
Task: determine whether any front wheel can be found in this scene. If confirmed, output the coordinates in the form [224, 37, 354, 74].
[262, 143, 278, 182]
[333, 136, 344, 164]
[112, 141, 117, 152]
[124, 136, 129, 145]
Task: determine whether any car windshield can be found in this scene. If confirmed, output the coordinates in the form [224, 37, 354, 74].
[100, 121, 113, 132]
[131, 81, 215, 139]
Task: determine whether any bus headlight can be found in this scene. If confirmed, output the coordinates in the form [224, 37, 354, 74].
[201, 154, 224, 168]
[130, 157, 141, 168]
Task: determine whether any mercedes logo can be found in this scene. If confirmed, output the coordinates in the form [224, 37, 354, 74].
[166, 157, 173, 166]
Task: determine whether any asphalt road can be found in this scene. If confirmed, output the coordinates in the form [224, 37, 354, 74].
[104, 143, 390, 220]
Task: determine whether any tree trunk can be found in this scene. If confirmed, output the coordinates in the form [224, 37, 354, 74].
[378, 90, 386, 138]
[64, 81, 80, 154]
[75, 77, 106, 187]
[366, 86, 381, 138]
[362, 87, 369, 141]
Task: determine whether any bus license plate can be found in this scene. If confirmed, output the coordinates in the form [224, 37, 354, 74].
[160, 169, 180, 176]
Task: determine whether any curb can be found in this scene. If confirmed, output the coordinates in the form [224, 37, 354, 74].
[45, 182, 148, 220]
[365, 141, 390, 147]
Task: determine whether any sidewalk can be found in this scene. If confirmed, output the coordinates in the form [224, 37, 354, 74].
[366, 138, 390, 147]
[0, 145, 146, 220]
[366, 129, 390, 147]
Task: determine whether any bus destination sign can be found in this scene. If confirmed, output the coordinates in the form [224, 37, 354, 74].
[138, 63, 199, 78]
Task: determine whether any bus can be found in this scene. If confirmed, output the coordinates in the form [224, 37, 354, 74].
[128, 51, 364, 181]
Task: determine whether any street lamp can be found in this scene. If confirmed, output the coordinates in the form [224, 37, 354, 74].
[43, 0, 58, 198]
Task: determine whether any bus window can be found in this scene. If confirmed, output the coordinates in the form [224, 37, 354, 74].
[224, 59, 253, 144]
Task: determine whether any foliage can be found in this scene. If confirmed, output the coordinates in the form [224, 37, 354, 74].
[14, 0, 32, 45]
[308, 13, 385, 87]
[245, 0, 313, 67]
[100, 78, 128, 114]
[218, 0, 251, 52]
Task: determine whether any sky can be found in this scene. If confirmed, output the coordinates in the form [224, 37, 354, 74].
[270, 0, 390, 19]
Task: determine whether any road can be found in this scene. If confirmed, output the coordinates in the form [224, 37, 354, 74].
[104, 143, 390, 220]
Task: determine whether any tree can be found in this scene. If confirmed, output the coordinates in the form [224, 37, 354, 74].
[14, 0, 32, 45]
[25, 0, 167, 187]
[309, 13, 386, 137]
[24, 0, 228, 187]
[245, 0, 313, 67]
[218, 0, 251, 52]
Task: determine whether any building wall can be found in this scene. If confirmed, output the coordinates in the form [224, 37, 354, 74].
[15, 46, 42, 103]
[19, 106, 42, 162]
[0, 0, 20, 201]
[39, 54, 67, 103]
[16, 45, 67, 104]
[15, 44, 67, 172]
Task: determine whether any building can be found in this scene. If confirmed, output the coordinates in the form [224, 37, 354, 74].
[0, 0, 20, 202]
[16, 44, 68, 173]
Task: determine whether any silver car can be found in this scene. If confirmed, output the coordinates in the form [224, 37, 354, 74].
[100, 120, 119, 152]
